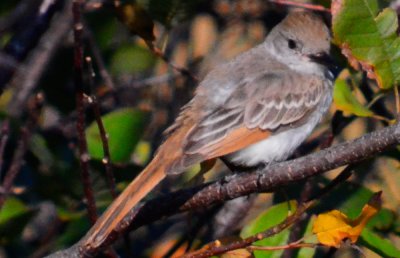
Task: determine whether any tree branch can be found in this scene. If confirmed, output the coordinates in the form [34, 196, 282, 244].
[183, 165, 354, 258]
[7, 0, 72, 117]
[73, 0, 98, 225]
[47, 121, 400, 257]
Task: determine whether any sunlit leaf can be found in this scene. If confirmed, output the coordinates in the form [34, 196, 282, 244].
[333, 77, 374, 117]
[240, 201, 296, 258]
[312, 210, 352, 248]
[332, 0, 400, 89]
[312, 192, 381, 247]
[86, 108, 148, 163]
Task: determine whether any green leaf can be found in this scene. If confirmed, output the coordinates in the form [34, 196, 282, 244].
[111, 44, 155, 75]
[333, 78, 374, 117]
[0, 197, 28, 224]
[332, 1, 400, 89]
[0, 198, 35, 240]
[86, 108, 148, 163]
[240, 201, 296, 258]
[367, 208, 395, 231]
[359, 227, 400, 257]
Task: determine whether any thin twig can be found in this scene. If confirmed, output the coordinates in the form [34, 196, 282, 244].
[85, 56, 117, 199]
[0, 120, 10, 179]
[181, 202, 313, 258]
[268, 0, 331, 12]
[282, 181, 312, 258]
[307, 165, 354, 202]
[359, 75, 393, 123]
[75, 9, 120, 258]
[371, 114, 391, 123]
[0, 0, 41, 34]
[0, 94, 43, 208]
[366, 93, 385, 109]
[127, 73, 177, 88]
[85, 26, 116, 90]
[145, 41, 199, 82]
[73, 0, 98, 225]
[76, 70, 98, 224]
[7, 0, 72, 117]
[394, 84, 400, 120]
[0, 0, 63, 94]
[248, 240, 317, 251]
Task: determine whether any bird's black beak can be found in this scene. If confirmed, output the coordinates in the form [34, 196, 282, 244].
[309, 52, 340, 78]
[309, 52, 334, 66]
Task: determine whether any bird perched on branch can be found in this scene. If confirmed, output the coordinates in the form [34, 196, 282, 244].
[82, 11, 335, 251]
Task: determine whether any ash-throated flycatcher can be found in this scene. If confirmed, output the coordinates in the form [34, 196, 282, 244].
[83, 11, 335, 249]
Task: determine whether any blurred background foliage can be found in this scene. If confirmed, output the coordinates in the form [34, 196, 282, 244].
[0, 0, 400, 257]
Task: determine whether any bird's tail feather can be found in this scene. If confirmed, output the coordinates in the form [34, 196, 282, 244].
[82, 154, 167, 249]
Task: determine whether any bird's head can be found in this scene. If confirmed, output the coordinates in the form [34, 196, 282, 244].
[265, 11, 334, 76]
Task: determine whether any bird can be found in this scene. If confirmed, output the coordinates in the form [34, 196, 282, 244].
[82, 11, 335, 250]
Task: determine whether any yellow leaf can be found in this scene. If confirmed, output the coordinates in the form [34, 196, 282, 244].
[313, 192, 382, 248]
[349, 191, 382, 241]
[312, 210, 352, 247]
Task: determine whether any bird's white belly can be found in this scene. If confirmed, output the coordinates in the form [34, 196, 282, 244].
[226, 112, 322, 166]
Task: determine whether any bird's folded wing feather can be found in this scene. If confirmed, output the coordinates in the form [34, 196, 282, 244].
[165, 73, 325, 173]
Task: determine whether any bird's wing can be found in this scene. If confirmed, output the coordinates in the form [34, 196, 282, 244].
[166, 73, 325, 173]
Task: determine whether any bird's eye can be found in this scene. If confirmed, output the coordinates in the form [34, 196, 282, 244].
[288, 39, 297, 49]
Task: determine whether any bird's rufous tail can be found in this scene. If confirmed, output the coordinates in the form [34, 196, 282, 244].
[81, 154, 167, 250]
